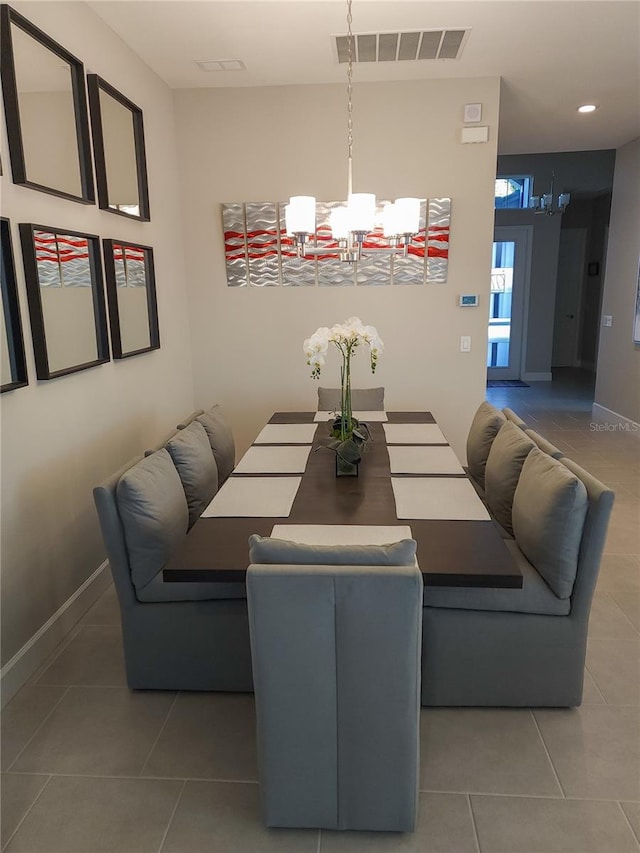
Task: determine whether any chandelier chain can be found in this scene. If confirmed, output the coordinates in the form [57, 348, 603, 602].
[346, 0, 353, 191]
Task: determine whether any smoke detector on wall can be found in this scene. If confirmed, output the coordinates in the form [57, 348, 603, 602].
[334, 29, 470, 63]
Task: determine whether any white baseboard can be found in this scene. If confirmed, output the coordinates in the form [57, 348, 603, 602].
[0, 560, 112, 708]
[591, 403, 640, 437]
[522, 372, 553, 382]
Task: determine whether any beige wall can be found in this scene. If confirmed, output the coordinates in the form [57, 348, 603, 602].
[594, 138, 640, 424]
[0, 1, 195, 668]
[174, 77, 500, 459]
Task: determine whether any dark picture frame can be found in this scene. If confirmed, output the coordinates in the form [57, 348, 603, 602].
[87, 75, 151, 221]
[0, 217, 28, 392]
[19, 224, 109, 379]
[102, 240, 159, 358]
[0, 4, 95, 203]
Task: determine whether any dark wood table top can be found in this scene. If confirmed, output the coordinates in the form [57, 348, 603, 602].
[163, 411, 522, 589]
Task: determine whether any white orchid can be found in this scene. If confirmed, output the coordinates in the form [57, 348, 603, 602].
[303, 317, 384, 442]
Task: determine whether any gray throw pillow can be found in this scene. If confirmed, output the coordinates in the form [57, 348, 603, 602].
[485, 421, 535, 535]
[466, 402, 506, 490]
[512, 448, 588, 599]
[196, 404, 236, 485]
[248, 534, 417, 566]
[317, 387, 385, 411]
[166, 422, 218, 529]
[116, 449, 189, 591]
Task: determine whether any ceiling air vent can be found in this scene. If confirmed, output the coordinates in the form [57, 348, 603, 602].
[335, 29, 469, 63]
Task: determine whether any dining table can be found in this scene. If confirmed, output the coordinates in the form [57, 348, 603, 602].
[163, 410, 522, 589]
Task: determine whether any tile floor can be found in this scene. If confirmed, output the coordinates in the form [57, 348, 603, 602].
[2, 370, 639, 852]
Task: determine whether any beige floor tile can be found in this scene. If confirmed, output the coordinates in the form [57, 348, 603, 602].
[160, 780, 318, 853]
[319, 793, 478, 852]
[4, 775, 182, 853]
[1, 685, 67, 770]
[35, 625, 127, 687]
[604, 521, 640, 556]
[419, 708, 561, 796]
[143, 693, 258, 781]
[12, 687, 175, 776]
[586, 638, 640, 705]
[79, 584, 120, 626]
[534, 706, 640, 801]
[621, 802, 640, 845]
[588, 592, 640, 640]
[470, 794, 640, 853]
[1, 773, 49, 848]
[581, 669, 606, 705]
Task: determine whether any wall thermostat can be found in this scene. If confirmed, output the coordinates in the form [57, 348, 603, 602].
[459, 294, 479, 307]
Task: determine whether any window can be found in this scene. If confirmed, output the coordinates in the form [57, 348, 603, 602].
[494, 176, 532, 210]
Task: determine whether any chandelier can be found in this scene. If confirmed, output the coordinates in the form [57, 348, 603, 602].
[529, 172, 571, 216]
[285, 0, 420, 262]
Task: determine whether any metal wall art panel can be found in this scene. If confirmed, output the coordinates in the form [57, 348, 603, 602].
[278, 204, 316, 287]
[246, 202, 279, 287]
[222, 204, 248, 287]
[426, 198, 451, 284]
[221, 197, 451, 287]
[34, 231, 91, 287]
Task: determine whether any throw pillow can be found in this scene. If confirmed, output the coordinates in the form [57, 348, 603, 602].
[116, 449, 189, 591]
[512, 448, 588, 599]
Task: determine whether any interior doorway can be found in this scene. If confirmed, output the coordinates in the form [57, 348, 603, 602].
[552, 228, 587, 368]
[487, 225, 531, 381]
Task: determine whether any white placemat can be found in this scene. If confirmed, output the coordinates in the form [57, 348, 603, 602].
[234, 445, 312, 474]
[391, 477, 490, 520]
[314, 410, 389, 423]
[201, 477, 302, 517]
[383, 423, 448, 445]
[271, 524, 413, 545]
[254, 423, 318, 444]
[388, 445, 464, 475]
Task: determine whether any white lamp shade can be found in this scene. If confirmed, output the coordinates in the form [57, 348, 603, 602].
[382, 203, 398, 238]
[286, 196, 316, 235]
[330, 206, 350, 240]
[347, 193, 376, 233]
[394, 197, 420, 234]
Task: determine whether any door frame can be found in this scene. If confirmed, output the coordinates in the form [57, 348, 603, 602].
[487, 225, 533, 381]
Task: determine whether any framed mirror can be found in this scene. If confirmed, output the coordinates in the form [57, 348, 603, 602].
[19, 224, 109, 379]
[102, 240, 159, 358]
[1, 218, 28, 392]
[0, 5, 94, 203]
[88, 75, 150, 221]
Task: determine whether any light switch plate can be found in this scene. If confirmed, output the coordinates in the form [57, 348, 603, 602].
[460, 336, 471, 352]
[603, 315, 613, 327]
[461, 126, 489, 144]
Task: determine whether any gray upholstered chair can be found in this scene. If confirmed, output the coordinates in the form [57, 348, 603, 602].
[93, 453, 252, 691]
[246, 536, 422, 831]
[422, 451, 614, 707]
[317, 386, 385, 411]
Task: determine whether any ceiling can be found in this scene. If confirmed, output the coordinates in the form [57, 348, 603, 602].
[89, 0, 640, 155]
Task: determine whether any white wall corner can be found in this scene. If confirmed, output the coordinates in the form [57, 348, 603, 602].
[0, 561, 112, 708]
[591, 403, 640, 437]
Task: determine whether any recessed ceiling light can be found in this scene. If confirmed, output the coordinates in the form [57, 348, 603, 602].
[577, 104, 598, 113]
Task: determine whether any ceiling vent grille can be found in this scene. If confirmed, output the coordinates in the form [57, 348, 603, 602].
[335, 29, 469, 63]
